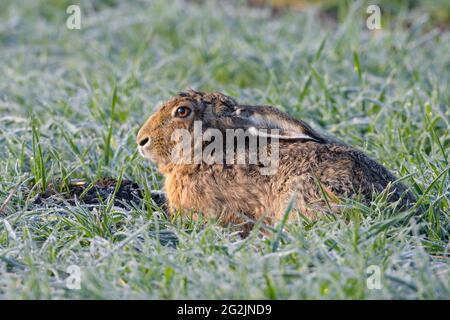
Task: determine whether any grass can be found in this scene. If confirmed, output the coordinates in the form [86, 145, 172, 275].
[0, 0, 449, 299]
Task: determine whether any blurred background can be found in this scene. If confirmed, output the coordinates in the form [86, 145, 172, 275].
[2, 0, 450, 27]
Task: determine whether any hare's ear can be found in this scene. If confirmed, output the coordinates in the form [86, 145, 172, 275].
[247, 127, 321, 141]
[233, 105, 325, 143]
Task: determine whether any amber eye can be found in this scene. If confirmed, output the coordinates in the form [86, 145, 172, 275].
[174, 106, 191, 118]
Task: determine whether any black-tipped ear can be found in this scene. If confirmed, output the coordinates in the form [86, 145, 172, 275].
[248, 127, 323, 142]
[233, 105, 325, 143]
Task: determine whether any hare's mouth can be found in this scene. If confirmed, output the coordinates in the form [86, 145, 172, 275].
[138, 146, 153, 162]
[138, 146, 145, 158]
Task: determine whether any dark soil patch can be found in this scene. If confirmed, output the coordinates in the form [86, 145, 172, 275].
[31, 178, 166, 209]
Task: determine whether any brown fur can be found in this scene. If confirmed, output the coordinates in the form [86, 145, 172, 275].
[137, 90, 415, 230]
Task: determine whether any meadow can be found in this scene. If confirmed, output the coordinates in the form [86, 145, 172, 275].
[0, 0, 449, 299]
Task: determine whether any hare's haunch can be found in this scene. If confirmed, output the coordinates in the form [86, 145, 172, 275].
[137, 90, 415, 228]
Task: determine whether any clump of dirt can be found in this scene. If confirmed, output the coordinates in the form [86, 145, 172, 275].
[31, 178, 166, 209]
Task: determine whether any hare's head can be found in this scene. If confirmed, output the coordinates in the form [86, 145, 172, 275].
[136, 90, 236, 166]
[137, 90, 325, 168]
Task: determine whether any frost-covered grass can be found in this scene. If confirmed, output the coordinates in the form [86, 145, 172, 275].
[0, 0, 449, 299]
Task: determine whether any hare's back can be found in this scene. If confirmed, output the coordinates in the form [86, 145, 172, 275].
[279, 141, 413, 204]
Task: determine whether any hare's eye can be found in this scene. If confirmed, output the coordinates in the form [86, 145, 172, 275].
[174, 106, 191, 118]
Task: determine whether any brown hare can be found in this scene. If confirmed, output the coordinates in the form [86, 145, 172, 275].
[137, 90, 415, 230]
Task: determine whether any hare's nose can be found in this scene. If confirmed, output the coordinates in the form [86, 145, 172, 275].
[138, 137, 150, 147]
